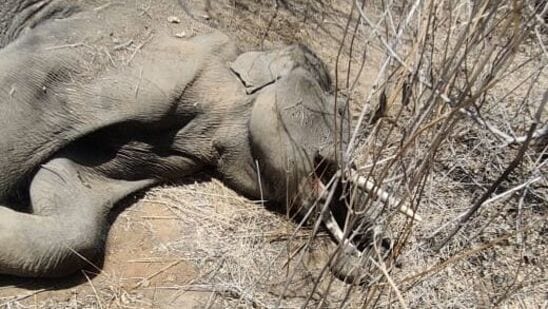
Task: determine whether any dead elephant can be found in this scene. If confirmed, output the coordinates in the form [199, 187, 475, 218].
[0, 0, 416, 281]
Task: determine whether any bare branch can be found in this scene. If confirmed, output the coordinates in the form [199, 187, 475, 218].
[433, 90, 547, 251]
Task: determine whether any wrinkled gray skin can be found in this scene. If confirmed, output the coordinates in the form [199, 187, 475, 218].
[0, 0, 354, 278]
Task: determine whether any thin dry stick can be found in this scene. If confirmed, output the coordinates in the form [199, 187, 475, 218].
[433, 90, 547, 251]
[425, 175, 542, 240]
[346, 0, 423, 157]
[82, 270, 105, 309]
[177, 284, 266, 307]
[369, 258, 409, 309]
[45, 42, 85, 50]
[402, 224, 532, 289]
[132, 259, 186, 289]
[127, 32, 154, 64]
[276, 174, 340, 308]
[0, 289, 48, 307]
[94, 2, 117, 12]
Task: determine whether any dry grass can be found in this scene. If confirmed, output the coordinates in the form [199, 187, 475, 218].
[1, 0, 546, 308]
[195, 0, 548, 307]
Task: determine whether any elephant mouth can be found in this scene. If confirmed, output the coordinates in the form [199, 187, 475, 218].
[310, 157, 421, 282]
[312, 158, 421, 243]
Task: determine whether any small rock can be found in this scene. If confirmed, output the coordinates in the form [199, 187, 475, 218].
[167, 16, 181, 24]
[174, 31, 187, 38]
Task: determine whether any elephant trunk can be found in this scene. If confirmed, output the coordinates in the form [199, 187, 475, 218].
[316, 168, 419, 285]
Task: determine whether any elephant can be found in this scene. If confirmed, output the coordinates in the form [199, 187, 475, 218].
[0, 0, 418, 280]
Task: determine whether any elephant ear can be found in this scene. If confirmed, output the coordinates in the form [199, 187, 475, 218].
[229, 50, 295, 94]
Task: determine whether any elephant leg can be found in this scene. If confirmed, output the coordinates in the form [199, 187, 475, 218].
[0, 157, 154, 278]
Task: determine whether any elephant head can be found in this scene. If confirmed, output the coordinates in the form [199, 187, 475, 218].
[229, 44, 421, 284]
[231, 44, 348, 205]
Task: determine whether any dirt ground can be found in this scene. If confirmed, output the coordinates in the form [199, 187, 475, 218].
[1, 0, 546, 308]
